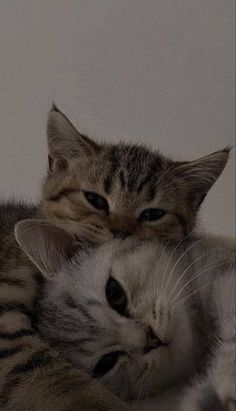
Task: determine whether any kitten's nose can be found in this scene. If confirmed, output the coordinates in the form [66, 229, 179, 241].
[111, 229, 132, 239]
[144, 327, 164, 353]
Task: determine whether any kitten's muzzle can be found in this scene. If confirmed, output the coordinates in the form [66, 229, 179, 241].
[143, 327, 166, 354]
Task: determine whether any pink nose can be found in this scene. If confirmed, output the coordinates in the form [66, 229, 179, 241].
[144, 327, 164, 353]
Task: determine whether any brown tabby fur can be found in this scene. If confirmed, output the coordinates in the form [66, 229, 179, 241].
[39, 105, 230, 243]
[0, 105, 230, 410]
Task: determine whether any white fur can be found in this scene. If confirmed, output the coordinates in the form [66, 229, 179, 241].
[32, 232, 235, 408]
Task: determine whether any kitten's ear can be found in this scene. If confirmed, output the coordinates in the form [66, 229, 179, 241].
[14, 219, 92, 278]
[47, 104, 100, 172]
[174, 148, 230, 207]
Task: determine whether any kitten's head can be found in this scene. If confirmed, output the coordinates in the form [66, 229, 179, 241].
[15, 220, 199, 400]
[39, 105, 229, 242]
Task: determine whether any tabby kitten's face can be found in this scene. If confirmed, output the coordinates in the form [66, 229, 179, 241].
[39, 105, 229, 242]
[15, 221, 197, 401]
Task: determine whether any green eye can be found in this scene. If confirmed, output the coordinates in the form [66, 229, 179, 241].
[138, 208, 166, 222]
[106, 277, 127, 315]
[93, 351, 122, 378]
[84, 191, 109, 211]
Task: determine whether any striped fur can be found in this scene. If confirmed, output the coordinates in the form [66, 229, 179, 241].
[0, 105, 232, 410]
[0, 202, 130, 410]
[38, 105, 230, 243]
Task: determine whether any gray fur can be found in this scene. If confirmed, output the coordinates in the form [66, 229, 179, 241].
[16, 219, 235, 406]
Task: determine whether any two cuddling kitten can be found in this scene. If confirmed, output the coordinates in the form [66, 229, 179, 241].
[0, 106, 234, 410]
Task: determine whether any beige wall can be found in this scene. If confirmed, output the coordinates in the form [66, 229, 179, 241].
[0, 1, 235, 237]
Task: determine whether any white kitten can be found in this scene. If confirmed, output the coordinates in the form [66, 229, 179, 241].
[15, 221, 236, 410]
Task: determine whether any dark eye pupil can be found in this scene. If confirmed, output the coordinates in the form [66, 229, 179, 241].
[84, 191, 108, 211]
[106, 277, 127, 315]
[93, 352, 121, 378]
[139, 208, 165, 222]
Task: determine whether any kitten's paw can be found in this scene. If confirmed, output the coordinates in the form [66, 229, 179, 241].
[181, 384, 236, 411]
[72, 221, 113, 242]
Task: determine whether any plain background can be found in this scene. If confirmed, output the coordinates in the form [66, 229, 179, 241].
[0, 1, 235, 237]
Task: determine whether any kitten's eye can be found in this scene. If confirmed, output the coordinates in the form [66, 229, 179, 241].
[138, 208, 166, 222]
[106, 277, 127, 315]
[84, 191, 109, 211]
[93, 351, 121, 378]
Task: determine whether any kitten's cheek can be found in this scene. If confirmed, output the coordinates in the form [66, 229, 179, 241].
[82, 225, 113, 242]
[95, 227, 113, 241]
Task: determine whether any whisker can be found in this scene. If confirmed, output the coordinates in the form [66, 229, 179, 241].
[168, 246, 233, 301]
[160, 229, 196, 298]
[151, 245, 161, 305]
[172, 282, 213, 313]
[155, 241, 169, 300]
[154, 181, 188, 198]
[163, 238, 202, 297]
[172, 260, 235, 304]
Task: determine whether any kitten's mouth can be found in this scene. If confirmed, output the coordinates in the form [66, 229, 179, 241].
[143, 328, 167, 354]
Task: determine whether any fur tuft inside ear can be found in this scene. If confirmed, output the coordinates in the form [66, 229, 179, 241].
[50, 101, 60, 113]
[14, 219, 93, 278]
[47, 106, 100, 171]
[174, 148, 230, 207]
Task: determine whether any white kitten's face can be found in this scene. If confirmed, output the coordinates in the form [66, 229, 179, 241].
[38, 240, 197, 400]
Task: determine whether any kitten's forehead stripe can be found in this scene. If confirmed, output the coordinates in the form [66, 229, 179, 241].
[137, 175, 151, 194]
[147, 186, 157, 202]
[103, 153, 120, 194]
[85, 299, 103, 307]
[104, 176, 112, 194]
[64, 294, 78, 309]
[63, 298, 95, 324]
[76, 303, 94, 323]
[119, 171, 126, 189]
[104, 144, 163, 195]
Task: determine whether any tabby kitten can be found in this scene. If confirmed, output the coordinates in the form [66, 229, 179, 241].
[39, 105, 230, 242]
[15, 219, 235, 411]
